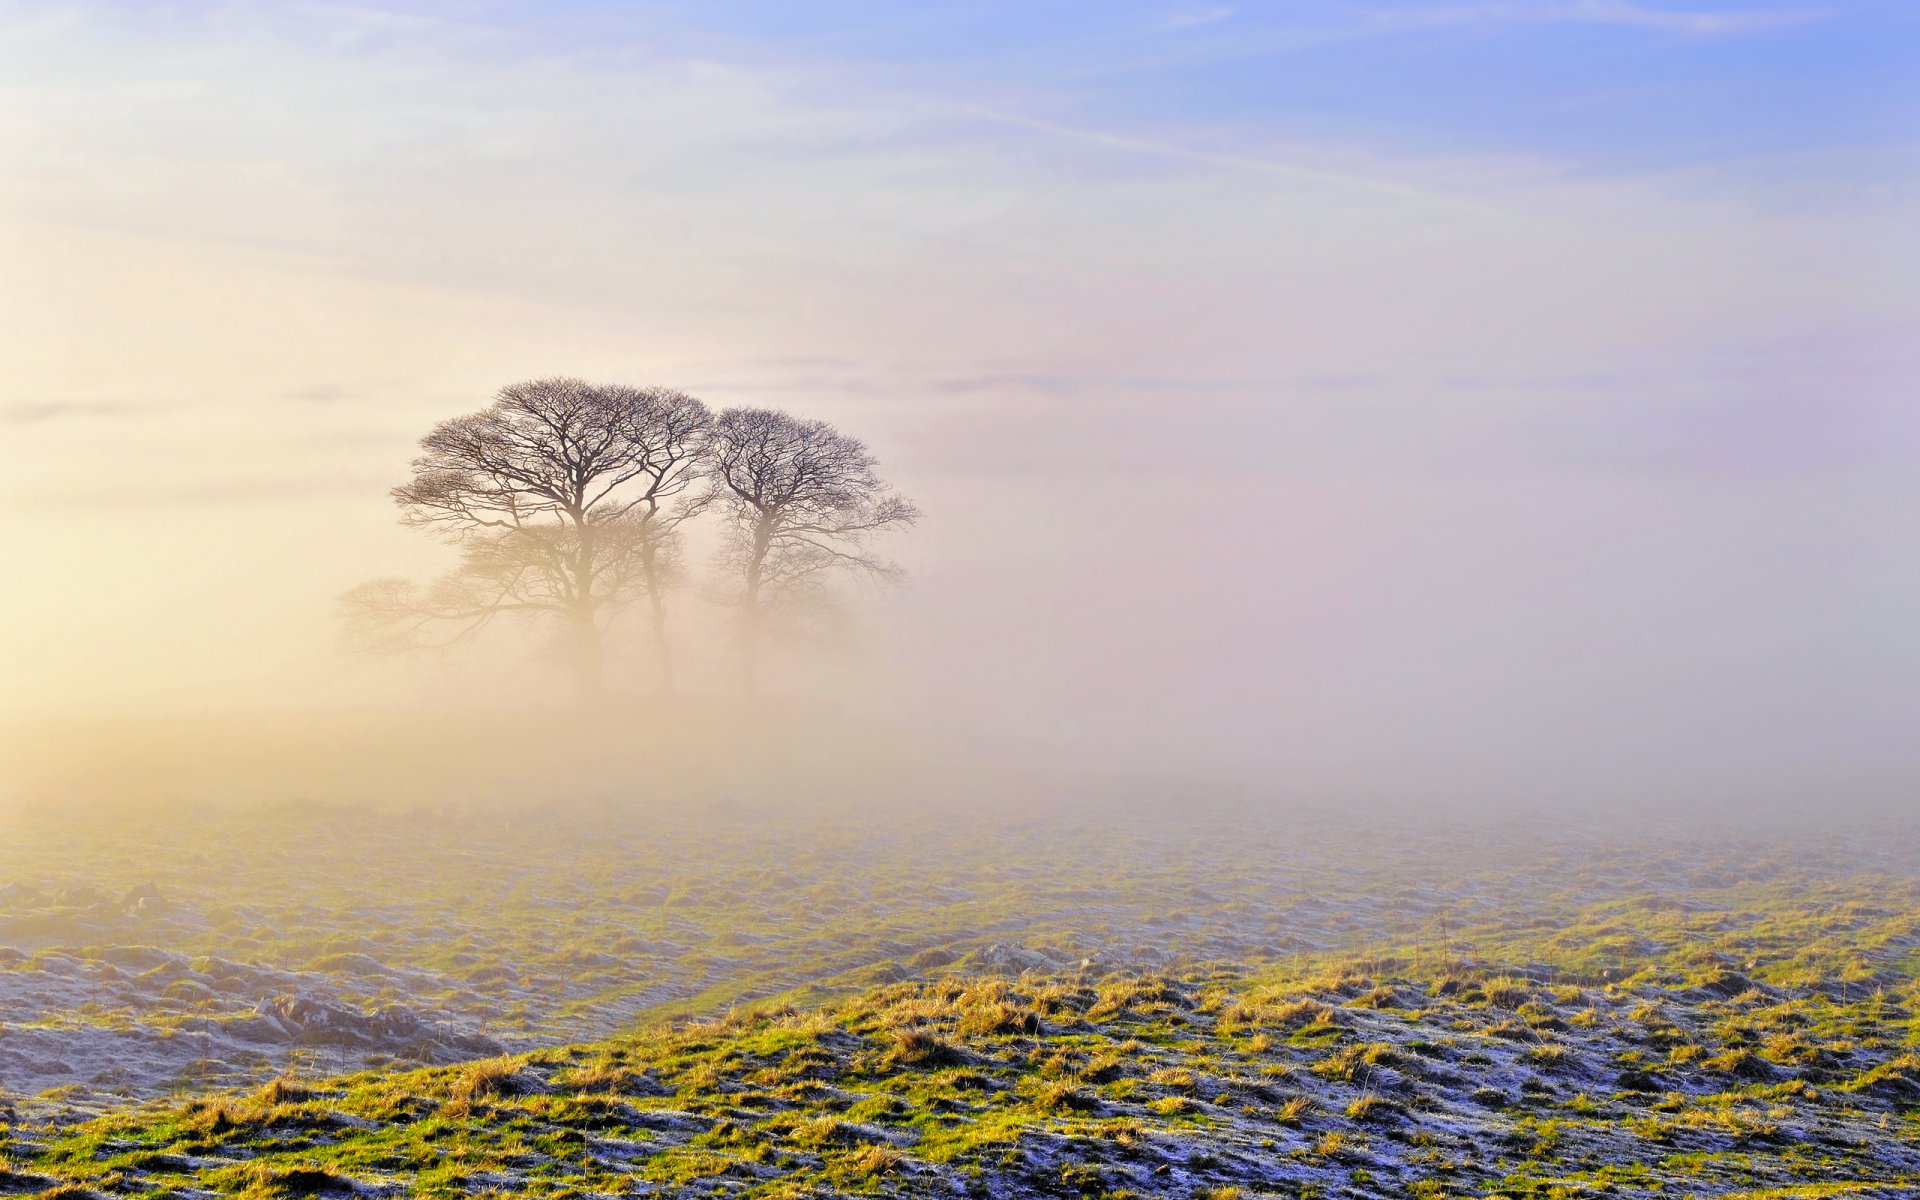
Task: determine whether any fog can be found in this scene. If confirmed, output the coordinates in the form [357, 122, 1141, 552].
[13, 12, 1920, 1181]
[3, 2, 1917, 815]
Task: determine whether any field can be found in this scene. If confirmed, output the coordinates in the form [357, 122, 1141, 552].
[2, 788, 1918, 1197]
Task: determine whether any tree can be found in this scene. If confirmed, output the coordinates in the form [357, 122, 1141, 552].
[703, 406, 919, 692]
[340, 377, 711, 699]
[588, 384, 711, 689]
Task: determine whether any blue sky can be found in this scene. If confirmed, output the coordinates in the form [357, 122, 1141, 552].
[60, 1, 1919, 167]
[667, 0, 1913, 159]
[298, 0, 1920, 172]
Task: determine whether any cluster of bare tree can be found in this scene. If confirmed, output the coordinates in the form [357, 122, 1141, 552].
[340, 378, 918, 698]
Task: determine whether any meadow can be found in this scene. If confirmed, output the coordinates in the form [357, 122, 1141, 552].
[2, 785, 1918, 1196]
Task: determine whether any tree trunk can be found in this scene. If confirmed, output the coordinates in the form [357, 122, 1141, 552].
[739, 590, 760, 697]
[740, 521, 771, 696]
[571, 610, 604, 705]
[648, 588, 675, 694]
[568, 512, 603, 705]
[640, 542, 675, 694]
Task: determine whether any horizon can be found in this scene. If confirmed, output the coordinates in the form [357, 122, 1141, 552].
[9, 6, 1920, 1192]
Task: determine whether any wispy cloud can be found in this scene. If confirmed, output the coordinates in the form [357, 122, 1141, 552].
[1141, 0, 1837, 58]
[1163, 6, 1239, 31]
[284, 384, 358, 404]
[19, 474, 371, 509]
[957, 107, 1508, 214]
[1538, 1, 1833, 35]
[0, 400, 143, 424]
[1348, 1, 1835, 40]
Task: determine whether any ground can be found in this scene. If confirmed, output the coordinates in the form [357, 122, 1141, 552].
[1, 792, 1916, 1196]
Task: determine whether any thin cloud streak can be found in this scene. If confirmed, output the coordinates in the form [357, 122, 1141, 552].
[1307, 1, 1835, 42]
[0, 401, 145, 424]
[1530, 1, 1835, 35]
[1163, 6, 1240, 31]
[957, 107, 1510, 216]
[1111, 1, 1838, 74]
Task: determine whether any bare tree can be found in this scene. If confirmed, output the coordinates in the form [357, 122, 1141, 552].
[588, 384, 711, 689]
[340, 378, 711, 699]
[703, 406, 919, 692]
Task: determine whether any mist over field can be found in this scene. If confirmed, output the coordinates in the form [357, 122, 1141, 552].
[3, 3, 1918, 1197]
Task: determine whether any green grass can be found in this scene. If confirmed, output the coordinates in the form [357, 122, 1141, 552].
[6, 956, 1920, 1198]
[5, 797, 1920, 1194]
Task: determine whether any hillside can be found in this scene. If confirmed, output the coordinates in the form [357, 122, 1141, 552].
[8, 960, 1920, 1199]
[6, 797, 1920, 1197]
[4, 793, 1917, 1119]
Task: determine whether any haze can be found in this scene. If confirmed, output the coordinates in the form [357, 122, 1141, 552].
[4, 0, 1917, 809]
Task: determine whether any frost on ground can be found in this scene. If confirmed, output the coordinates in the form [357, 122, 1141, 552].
[2, 795, 1919, 1195]
[8, 969, 1920, 1198]
[1, 798, 1916, 1109]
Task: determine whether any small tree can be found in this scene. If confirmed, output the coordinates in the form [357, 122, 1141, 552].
[703, 406, 918, 692]
[341, 378, 711, 699]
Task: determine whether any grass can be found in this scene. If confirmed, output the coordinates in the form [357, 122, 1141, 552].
[5, 958, 1920, 1198]
[6, 797, 1920, 1194]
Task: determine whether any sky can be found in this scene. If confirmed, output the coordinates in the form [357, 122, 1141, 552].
[2, 0, 1917, 805]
